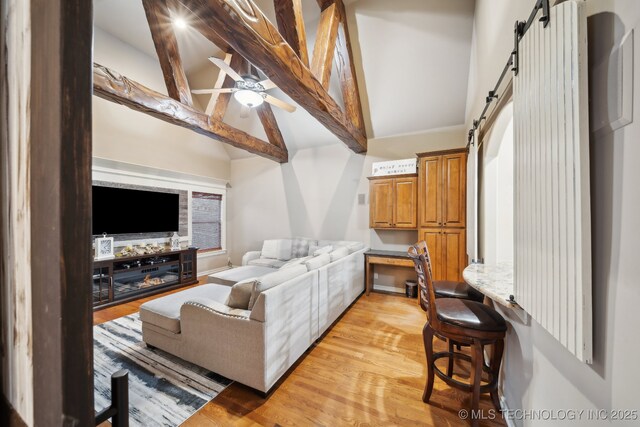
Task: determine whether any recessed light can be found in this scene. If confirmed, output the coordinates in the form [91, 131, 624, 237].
[173, 17, 187, 29]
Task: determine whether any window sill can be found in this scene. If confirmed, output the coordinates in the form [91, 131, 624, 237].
[197, 249, 227, 258]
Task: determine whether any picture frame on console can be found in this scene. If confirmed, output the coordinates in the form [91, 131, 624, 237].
[94, 234, 115, 260]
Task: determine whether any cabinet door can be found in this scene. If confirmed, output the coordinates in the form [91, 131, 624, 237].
[419, 228, 443, 281]
[442, 229, 467, 282]
[442, 153, 466, 228]
[393, 177, 417, 228]
[181, 250, 196, 282]
[369, 179, 394, 228]
[419, 156, 442, 228]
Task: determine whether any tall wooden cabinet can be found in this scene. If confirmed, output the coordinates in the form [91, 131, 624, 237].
[369, 174, 417, 229]
[418, 150, 467, 282]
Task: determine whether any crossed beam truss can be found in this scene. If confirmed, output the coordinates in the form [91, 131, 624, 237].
[92, 0, 367, 163]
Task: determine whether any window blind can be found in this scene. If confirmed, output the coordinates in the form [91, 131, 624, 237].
[192, 192, 222, 251]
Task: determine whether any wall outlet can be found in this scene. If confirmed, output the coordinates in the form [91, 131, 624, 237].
[374, 273, 379, 279]
[358, 193, 366, 205]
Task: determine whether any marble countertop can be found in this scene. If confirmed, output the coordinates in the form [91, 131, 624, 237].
[463, 262, 517, 308]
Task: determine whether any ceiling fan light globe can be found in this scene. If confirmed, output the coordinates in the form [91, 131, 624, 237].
[234, 89, 264, 108]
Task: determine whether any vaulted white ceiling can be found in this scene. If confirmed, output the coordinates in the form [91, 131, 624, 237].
[93, 0, 475, 155]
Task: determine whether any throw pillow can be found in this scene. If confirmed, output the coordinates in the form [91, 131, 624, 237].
[312, 245, 333, 256]
[261, 239, 293, 260]
[279, 256, 312, 269]
[291, 237, 313, 258]
[304, 253, 331, 271]
[248, 264, 307, 309]
[329, 246, 349, 262]
[225, 278, 257, 309]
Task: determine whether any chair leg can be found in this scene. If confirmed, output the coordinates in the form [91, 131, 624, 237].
[447, 339, 454, 377]
[489, 338, 504, 411]
[422, 322, 435, 403]
[469, 339, 483, 426]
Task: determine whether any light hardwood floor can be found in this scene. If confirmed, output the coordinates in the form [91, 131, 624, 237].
[94, 278, 506, 426]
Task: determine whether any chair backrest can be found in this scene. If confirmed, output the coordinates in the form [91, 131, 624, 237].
[414, 240, 433, 281]
[408, 242, 437, 321]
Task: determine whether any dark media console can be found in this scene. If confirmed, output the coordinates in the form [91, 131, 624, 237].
[92, 247, 198, 309]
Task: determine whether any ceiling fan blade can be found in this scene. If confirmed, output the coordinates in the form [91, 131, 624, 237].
[208, 56, 244, 82]
[263, 94, 297, 113]
[258, 79, 277, 91]
[240, 105, 251, 118]
[191, 88, 236, 94]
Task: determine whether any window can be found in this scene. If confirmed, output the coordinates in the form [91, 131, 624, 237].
[191, 192, 222, 252]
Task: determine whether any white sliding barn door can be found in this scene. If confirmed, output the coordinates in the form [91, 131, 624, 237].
[513, 0, 592, 363]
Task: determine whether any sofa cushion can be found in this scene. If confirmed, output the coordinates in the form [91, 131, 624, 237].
[304, 253, 331, 271]
[291, 237, 314, 258]
[140, 284, 231, 333]
[208, 265, 274, 286]
[309, 244, 333, 256]
[330, 246, 350, 262]
[261, 239, 292, 260]
[247, 258, 286, 268]
[248, 264, 308, 309]
[279, 256, 313, 269]
[319, 240, 364, 253]
[225, 278, 257, 309]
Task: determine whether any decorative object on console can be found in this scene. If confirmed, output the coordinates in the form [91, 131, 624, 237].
[170, 232, 181, 250]
[94, 233, 115, 260]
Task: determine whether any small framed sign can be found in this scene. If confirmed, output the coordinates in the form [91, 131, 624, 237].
[95, 234, 115, 260]
[371, 158, 417, 176]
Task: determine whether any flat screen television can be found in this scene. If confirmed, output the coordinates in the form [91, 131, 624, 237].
[92, 186, 179, 235]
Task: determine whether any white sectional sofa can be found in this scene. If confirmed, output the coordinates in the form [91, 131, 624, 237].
[139, 238, 367, 393]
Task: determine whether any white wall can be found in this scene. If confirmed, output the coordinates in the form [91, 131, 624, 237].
[469, 1, 640, 424]
[228, 126, 466, 291]
[92, 27, 231, 181]
[480, 105, 514, 265]
[92, 27, 232, 273]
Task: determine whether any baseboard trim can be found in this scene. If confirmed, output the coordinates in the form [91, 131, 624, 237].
[372, 284, 405, 294]
[199, 266, 232, 276]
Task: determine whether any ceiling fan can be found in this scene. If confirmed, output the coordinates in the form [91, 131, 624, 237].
[192, 56, 297, 118]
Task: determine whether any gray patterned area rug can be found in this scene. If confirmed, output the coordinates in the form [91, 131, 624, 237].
[94, 313, 232, 426]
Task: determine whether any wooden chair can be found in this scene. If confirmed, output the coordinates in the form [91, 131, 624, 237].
[413, 240, 483, 312]
[408, 244, 507, 426]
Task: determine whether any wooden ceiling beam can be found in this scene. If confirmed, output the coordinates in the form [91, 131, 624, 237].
[256, 104, 287, 150]
[93, 63, 288, 163]
[176, 0, 366, 153]
[274, 0, 310, 67]
[333, 1, 366, 136]
[314, 0, 365, 135]
[166, 0, 230, 51]
[316, 0, 334, 11]
[142, 0, 193, 106]
[311, 3, 339, 89]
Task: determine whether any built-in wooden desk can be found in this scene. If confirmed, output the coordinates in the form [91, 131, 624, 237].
[364, 249, 415, 295]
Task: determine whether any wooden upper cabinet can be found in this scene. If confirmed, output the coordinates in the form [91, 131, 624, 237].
[442, 153, 466, 228]
[418, 150, 466, 229]
[419, 156, 442, 228]
[418, 149, 468, 282]
[369, 175, 417, 229]
[369, 178, 394, 228]
[393, 177, 417, 228]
